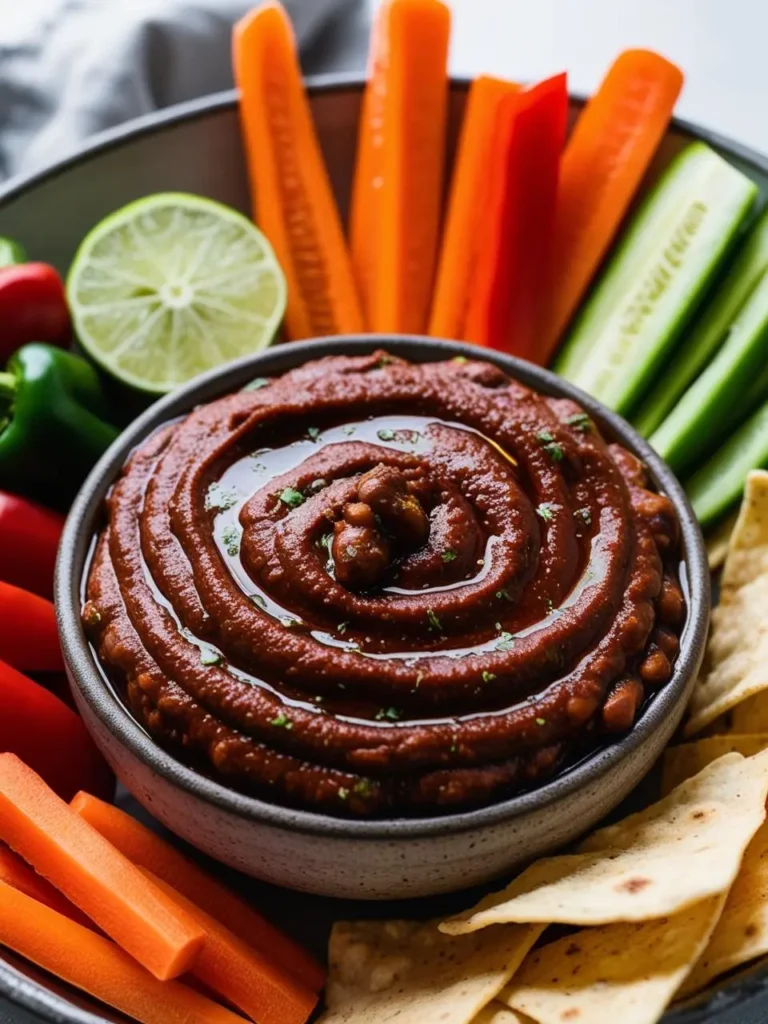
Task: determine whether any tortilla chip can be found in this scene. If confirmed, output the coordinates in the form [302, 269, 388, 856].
[662, 735, 768, 795]
[441, 753, 768, 932]
[706, 511, 739, 572]
[729, 691, 768, 733]
[678, 820, 768, 998]
[686, 472, 768, 735]
[473, 1005, 535, 1024]
[501, 895, 725, 1024]
[319, 918, 542, 1024]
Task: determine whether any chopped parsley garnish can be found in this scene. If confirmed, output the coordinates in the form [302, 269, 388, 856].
[536, 502, 561, 522]
[376, 707, 401, 722]
[320, 532, 334, 555]
[354, 778, 375, 797]
[482, 671, 497, 683]
[279, 487, 305, 509]
[566, 412, 592, 432]
[337, 787, 349, 801]
[307, 426, 320, 441]
[536, 430, 564, 462]
[496, 631, 515, 652]
[199, 648, 221, 666]
[221, 525, 240, 557]
[343, 425, 356, 436]
[496, 588, 513, 602]
[543, 441, 564, 461]
[205, 484, 238, 511]
[270, 712, 293, 729]
[575, 507, 592, 526]
[427, 609, 442, 631]
[250, 594, 267, 609]
[536, 717, 547, 726]
[441, 550, 458, 563]
[242, 376, 269, 391]
[375, 355, 394, 368]
[377, 428, 395, 442]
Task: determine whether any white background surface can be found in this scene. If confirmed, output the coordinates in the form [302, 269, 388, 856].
[370, 0, 768, 156]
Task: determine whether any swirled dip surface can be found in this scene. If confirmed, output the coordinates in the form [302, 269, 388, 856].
[84, 352, 685, 817]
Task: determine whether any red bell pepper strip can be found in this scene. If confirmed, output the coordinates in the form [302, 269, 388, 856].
[464, 73, 568, 360]
[0, 491, 64, 599]
[0, 659, 113, 801]
[0, 263, 70, 361]
[0, 580, 63, 673]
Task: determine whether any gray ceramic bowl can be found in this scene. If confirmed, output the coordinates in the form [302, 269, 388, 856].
[54, 332, 710, 900]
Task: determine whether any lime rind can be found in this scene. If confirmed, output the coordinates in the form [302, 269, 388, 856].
[67, 193, 287, 394]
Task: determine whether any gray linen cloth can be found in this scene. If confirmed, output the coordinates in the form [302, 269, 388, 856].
[0, 0, 367, 181]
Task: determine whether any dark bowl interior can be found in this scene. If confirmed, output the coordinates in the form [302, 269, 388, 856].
[0, 71, 766, 1021]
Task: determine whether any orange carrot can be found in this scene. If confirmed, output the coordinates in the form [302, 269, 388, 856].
[0, 845, 91, 926]
[71, 791, 326, 992]
[0, 755, 205, 981]
[428, 75, 520, 339]
[350, 0, 451, 333]
[541, 49, 684, 361]
[0, 879, 248, 1024]
[234, 1, 364, 340]
[145, 869, 317, 1024]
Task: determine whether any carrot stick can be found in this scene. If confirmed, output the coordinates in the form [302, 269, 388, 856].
[350, 0, 451, 334]
[234, 1, 364, 340]
[540, 49, 684, 362]
[0, 845, 91, 927]
[428, 75, 520, 339]
[70, 791, 326, 992]
[145, 869, 317, 1024]
[0, 755, 205, 981]
[464, 73, 568, 358]
[0, 879, 248, 1024]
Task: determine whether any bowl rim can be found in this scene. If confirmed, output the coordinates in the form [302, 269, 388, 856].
[2, 71, 768, 213]
[55, 333, 711, 840]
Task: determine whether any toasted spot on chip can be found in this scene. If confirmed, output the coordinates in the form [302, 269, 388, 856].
[441, 753, 768, 932]
[616, 877, 651, 894]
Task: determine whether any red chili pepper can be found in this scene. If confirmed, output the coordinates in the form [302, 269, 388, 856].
[0, 263, 70, 360]
[0, 580, 63, 673]
[0, 491, 64, 599]
[464, 72, 568, 360]
[0, 659, 113, 801]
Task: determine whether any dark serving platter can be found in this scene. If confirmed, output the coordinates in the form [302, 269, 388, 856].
[1, 74, 768, 1023]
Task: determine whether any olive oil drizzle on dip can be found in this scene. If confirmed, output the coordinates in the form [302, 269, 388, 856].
[83, 352, 685, 816]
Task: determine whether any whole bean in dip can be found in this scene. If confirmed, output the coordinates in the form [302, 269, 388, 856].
[83, 352, 685, 817]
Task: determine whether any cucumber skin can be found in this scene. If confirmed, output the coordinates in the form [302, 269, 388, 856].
[634, 206, 768, 438]
[555, 142, 758, 415]
[649, 269, 768, 474]
[554, 143, 709, 381]
[687, 399, 768, 530]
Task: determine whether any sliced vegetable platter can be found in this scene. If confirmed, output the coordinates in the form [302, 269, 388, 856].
[5, 0, 768, 1023]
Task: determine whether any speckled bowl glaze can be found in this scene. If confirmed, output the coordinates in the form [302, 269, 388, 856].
[55, 333, 710, 900]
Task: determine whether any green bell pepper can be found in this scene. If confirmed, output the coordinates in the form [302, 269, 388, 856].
[0, 236, 26, 269]
[0, 344, 119, 507]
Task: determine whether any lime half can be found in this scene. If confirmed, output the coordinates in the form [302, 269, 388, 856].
[67, 193, 287, 394]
